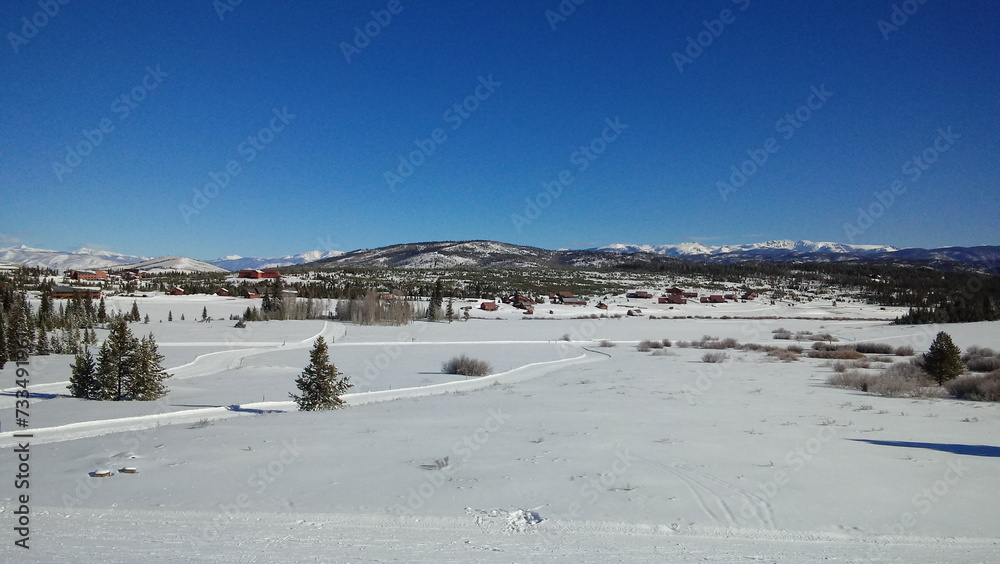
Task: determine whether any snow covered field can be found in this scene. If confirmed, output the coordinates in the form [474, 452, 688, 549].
[1, 296, 998, 562]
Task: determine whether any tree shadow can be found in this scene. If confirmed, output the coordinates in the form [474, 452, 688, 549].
[850, 439, 1000, 458]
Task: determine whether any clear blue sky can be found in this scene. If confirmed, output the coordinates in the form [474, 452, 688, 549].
[1, 0, 997, 259]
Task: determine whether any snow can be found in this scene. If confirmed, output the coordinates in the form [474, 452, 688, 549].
[1, 296, 998, 562]
[599, 239, 901, 257]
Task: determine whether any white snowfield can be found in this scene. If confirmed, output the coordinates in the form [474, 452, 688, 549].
[0, 296, 998, 562]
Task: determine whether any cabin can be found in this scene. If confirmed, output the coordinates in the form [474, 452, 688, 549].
[659, 295, 686, 305]
[709, 295, 726, 303]
[666, 287, 685, 295]
[699, 297, 711, 303]
[70, 269, 107, 281]
[562, 297, 587, 306]
[742, 292, 758, 300]
[627, 291, 653, 299]
[724, 294, 737, 301]
[238, 269, 281, 279]
[682, 292, 698, 299]
[512, 295, 534, 309]
[243, 286, 264, 299]
[49, 285, 101, 299]
[168, 287, 184, 296]
[480, 301, 498, 311]
[596, 302, 608, 309]
[215, 288, 230, 297]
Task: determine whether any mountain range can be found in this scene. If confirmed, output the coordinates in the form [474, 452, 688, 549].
[1, 240, 997, 273]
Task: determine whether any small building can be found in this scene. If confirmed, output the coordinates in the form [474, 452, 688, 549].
[627, 291, 653, 299]
[50, 285, 101, 299]
[699, 297, 711, 303]
[666, 287, 685, 295]
[626, 308, 644, 316]
[70, 269, 108, 281]
[724, 294, 737, 301]
[709, 295, 726, 303]
[243, 286, 264, 299]
[215, 288, 230, 296]
[596, 302, 608, 309]
[742, 292, 758, 300]
[682, 292, 698, 299]
[562, 297, 587, 306]
[480, 301, 498, 311]
[660, 295, 686, 305]
[512, 295, 534, 309]
[168, 287, 184, 296]
[238, 269, 281, 279]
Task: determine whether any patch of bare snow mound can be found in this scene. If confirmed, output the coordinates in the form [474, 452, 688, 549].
[467, 507, 545, 533]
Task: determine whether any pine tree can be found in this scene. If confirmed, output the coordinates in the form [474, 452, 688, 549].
[97, 296, 107, 324]
[290, 336, 352, 411]
[0, 310, 7, 370]
[35, 328, 49, 355]
[181, 314, 185, 321]
[168, 311, 173, 322]
[143, 314, 150, 324]
[446, 298, 454, 323]
[68, 348, 100, 399]
[95, 318, 140, 400]
[922, 331, 964, 385]
[201, 306, 208, 321]
[130, 300, 140, 322]
[131, 334, 170, 400]
[427, 278, 444, 321]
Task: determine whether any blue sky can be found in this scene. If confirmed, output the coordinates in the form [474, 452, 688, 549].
[1, 0, 997, 259]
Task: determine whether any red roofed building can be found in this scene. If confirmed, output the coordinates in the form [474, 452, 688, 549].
[238, 269, 281, 279]
[70, 270, 108, 280]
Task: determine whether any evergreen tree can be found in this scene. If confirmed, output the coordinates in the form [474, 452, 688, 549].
[95, 318, 140, 400]
[0, 310, 7, 370]
[201, 306, 208, 321]
[427, 278, 444, 321]
[38, 292, 53, 331]
[922, 331, 964, 385]
[132, 334, 170, 400]
[35, 328, 49, 355]
[130, 300, 141, 322]
[144, 314, 150, 324]
[168, 310, 173, 322]
[446, 298, 454, 323]
[290, 336, 351, 411]
[181, 314, 185, 321]
[97, 296, 107, 324]
[68, 348, 100, 399]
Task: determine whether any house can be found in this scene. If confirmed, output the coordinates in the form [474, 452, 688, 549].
[699, 297, 711, 303]
[70, 269, 107, 281]
[215, 288, 230, 297]
[512, 295, 534, 309]
[682, 292, 698, 299]
[709, 295, 726, 303]
[742, 292, 758, 300]
[596, 302, 608, 309]
[627, 291, 653, 299]
[168, 287, 184, 296]
[562, 297, 587, 306]
[660, 295, 686, 305]
[49, 285, 102, 299]
[480, 301, 498, 311]
[243, 286, 264, 299]
[724, 294, 737, 301]
[666, 287, 685, 295]
[238, 269, 281, 279]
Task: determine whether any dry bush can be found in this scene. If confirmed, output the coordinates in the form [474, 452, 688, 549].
[598, 339, 616, 348]
[894, 345, 915, 356]
[827, 369, 876, 391]
[720, 337, 740, 349]
[442, 354, 492, 377]
[767, 348, 799, 362]
[786, 344, 804, 353]
[772, 328, 792, 340]
[854, 342, 895, 355]
[636, 340, 652, 352]
[869, 355, 894, 364]
[560, 333, 572, 342]
[869, 373, 925, 397]
[651, 349, 676, 357]
[702, 352, 729, 363]
[661, 338, 672, 347]
[946, 371, 1000, 402]
[962, 346, 1000, 373]
[676, 340, 691, 348]
[702, 340, 729, 350]
[808, 349, 865, 360]
[741, 343, 766, 352]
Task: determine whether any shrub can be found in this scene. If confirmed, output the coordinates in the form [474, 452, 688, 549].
[636, 341, 651, 352]
[651, 349, 676, 357]
[720, 337, 740, 349]
[786, 344, 804, 353]
[894, 345, 915, 356]
[598, 339, 616, 348]
[561, 333, 572, 342]
[676, 341, 691, 348]
[702, 352, 729, 363]
[966, 356, 1000, 373]
[442, 354, 493, 377]
[882, 361, 930, 382]
[767, 348, 799, 362]
[946, 372, 1000, 402]
[808, 349, 865, 360]
[854, 342, 895, 355]
[772, 328, 792, 340]
[661, 339, 672, 347]
[827, 369, 876, 391]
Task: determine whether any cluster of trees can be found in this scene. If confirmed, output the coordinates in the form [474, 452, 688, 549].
[69, 317, 170, 401]
[335, 291, 417, 326]
[1, 287, 110, 367]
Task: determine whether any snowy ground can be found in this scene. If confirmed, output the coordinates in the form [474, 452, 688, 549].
[1, 295, 998, 562]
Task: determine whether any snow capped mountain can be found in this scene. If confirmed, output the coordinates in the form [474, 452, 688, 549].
[207, 250, 345, 271]
[0, 245, 146, 271]
[597, 239, 899, 257]
[117, 256, 229, 273]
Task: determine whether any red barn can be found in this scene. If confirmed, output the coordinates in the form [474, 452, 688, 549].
[70, 270, 108, 280]
[238, 269, 281, 279]
[480, 301, 498, 311]
[168, 287, 184, 296]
